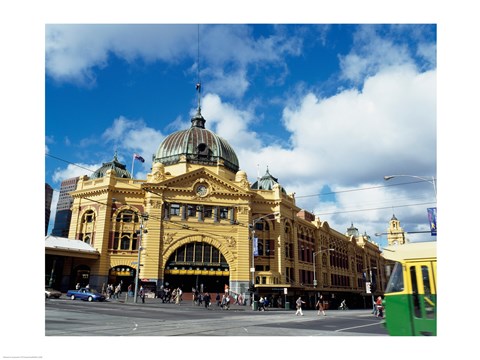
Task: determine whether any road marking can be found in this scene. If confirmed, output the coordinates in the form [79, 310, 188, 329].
[335, 322, 382, 332]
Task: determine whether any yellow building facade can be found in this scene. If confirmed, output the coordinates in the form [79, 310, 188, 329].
[56, 108, 386, 309]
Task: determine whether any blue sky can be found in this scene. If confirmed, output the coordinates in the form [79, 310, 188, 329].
[45, 23, 438, 244]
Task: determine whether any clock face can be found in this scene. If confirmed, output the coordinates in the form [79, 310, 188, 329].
[196, 184, 208, 196]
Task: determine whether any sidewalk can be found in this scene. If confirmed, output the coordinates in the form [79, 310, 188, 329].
[110, 294, 290, 311]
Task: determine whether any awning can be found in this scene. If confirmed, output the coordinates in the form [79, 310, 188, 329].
[45, 235, 100, 259]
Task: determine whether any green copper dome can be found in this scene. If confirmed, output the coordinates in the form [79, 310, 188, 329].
[251, 168, 285, 193]
[90, 152, 132, 179]
[155, 110, 239, 173]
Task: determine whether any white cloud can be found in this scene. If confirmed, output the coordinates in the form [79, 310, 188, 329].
[279, 65, 436, 186]
[339, 25, 423, 84]
[45, 25, 195, 85]
[201, 93, 262, 151]
[102, 116, 165, 164]
[52, 162, 100, 183]
[45, 24, 303, 97]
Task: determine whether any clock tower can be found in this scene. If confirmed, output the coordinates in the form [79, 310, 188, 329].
[387, 214, 406, 246]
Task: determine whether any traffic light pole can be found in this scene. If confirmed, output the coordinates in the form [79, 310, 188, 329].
[369, 269, 375, 313]
[134, 213, 148, 303]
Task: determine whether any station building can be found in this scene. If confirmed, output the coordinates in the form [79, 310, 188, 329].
[45, 106, 387, 309]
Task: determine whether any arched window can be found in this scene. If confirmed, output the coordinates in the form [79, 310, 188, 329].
[110, 209, 141, 252]
[166, 242, 228, 269]
[79, 210, 96, 245]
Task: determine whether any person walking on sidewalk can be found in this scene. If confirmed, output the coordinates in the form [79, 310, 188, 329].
[316, 295, 326, 316]
[139, 286, 145, 303]
[376, 296, 384, 318]
[295, 297, 305, 316]
[203, 292, 211, 309]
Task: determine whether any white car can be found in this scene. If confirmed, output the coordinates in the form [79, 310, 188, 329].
[45, 287, 62, 299]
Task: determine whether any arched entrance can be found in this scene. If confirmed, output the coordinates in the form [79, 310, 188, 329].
[164, 241, 229, 293]
[72, 265, 90, 288]
[108, 266, 135, 291]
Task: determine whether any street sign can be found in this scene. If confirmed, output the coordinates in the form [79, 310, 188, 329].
[284, 288, 287, 295]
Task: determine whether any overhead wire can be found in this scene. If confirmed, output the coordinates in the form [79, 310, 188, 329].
[46, 153, 434, 218]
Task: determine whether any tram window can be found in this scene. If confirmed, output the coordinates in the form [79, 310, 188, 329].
[385, 262, 404, 293]
[410, 266, 422, 318]
[422, 265, 435, 319]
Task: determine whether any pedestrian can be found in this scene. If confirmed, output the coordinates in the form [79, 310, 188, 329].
[139, 286, 145, 303]
[316, 295, 326, 316]
[259, 297, 265, 311]
[376, 296, 384, 318]
[128, 284, 133, 297]
[204, 292, 211, 309]
[295, 297, 305, 316]
[175, 287, 182, 304]
[76, 283, 80, 290]
[264, 296, 269, 309]
[216, 292, 221, 306]
[114, 284, 121, 299]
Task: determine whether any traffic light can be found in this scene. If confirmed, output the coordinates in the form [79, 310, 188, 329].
[248, 283, 255, 292]
[371, 282, 377, 293]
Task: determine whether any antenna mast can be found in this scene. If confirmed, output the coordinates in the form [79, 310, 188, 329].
[196, 24, 202, 112]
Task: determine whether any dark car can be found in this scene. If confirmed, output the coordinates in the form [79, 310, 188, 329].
[45, 287, 62, 299]
[66, 288, 106, 302]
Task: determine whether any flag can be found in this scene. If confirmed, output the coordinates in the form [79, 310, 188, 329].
[196, 83, 201, 91]
[427, 207, 437, 236]
[134, 153, 145, 163]
[253, 236, 258, 256]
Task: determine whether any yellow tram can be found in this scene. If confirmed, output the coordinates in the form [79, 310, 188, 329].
[383, 241, 437, 336]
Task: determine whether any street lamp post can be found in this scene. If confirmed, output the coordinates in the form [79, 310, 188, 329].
[364, 266, 377, 312]
[250, 212, 279, 309]
[133, 212, 148, 303]
[313, 248, 334, 304]
[384, 174, 436, 201]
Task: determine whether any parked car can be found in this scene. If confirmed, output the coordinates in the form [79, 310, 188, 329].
[66, 288, 106, 302]
[45, 287, 62, 299]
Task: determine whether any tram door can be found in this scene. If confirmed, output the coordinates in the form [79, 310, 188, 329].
[408, 261, 437, 336]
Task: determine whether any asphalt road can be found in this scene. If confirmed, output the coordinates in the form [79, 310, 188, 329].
[45, 296, 388, 336]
